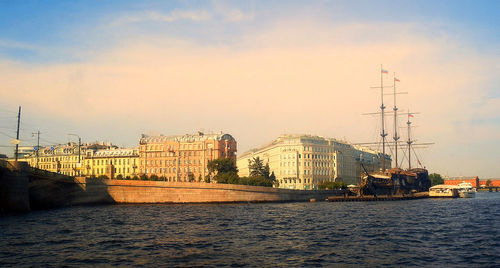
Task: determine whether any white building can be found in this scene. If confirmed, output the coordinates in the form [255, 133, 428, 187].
[237, 134, 390, 189]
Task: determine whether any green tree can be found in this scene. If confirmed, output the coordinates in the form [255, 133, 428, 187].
[318, 181, 346, 190]
[214, 172, 240, 184]
[429, 173, 444, 186]
[248, 157, 265, 177]
[208, 158, 238, 175]
[486, 179, 492, 186]
[97, 175, 109, 180]
[116, 174, 123, 180]
[188, 173, 195, 182]
[207, 158, 239, 184]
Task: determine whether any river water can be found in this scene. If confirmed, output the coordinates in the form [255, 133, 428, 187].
[1, 192, 499, 267]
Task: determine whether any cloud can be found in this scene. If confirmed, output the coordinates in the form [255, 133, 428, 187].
[0, 39, 41, 51]
[0, 20, 498, 177]
[113, 9, 211, 25]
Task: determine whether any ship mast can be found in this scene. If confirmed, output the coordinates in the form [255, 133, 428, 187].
[380, 65, 388, 171]
[393, 74, 400, 168]
[407, 111, 413, 169]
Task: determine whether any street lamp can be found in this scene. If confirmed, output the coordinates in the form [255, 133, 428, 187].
[68, 133, 81, 176]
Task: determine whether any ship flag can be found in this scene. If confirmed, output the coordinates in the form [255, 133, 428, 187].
[394, 77, 400, 82]
[408, 114, 414, 118]
[381, 69, 388, 74]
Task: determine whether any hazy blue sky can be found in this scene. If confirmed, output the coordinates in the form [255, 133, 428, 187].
[0, 0, 499, 178]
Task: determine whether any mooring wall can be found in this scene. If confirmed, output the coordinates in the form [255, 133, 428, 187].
[85, 178, 339, 203]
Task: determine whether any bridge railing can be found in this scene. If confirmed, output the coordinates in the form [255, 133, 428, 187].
[0, 159, 18, 171]
[28, 166, 75, 180]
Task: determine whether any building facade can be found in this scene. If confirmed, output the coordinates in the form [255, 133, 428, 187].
[26, 142, 92, 176]
[25, 142, 138, 178]
[84, 148, 139, 178]
[237, 134, 389, 189]
[139, 132, 237, 181]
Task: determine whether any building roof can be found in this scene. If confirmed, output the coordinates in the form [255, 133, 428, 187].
[238, 134, 384, 159]
[93, 148, 138, 158]
[140, 132, 235, 144]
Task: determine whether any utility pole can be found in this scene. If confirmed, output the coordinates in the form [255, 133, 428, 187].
[32, 130, 40, 168]
[15, 106, 21, 161]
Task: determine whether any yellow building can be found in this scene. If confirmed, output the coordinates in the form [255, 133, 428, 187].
[26, 142, 89, 176]
[84, 148, 139, 178]
[237, 134, 389, 189]
[25, 142, 138, 178]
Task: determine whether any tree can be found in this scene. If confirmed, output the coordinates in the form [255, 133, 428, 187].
[207, 158, 239, 184]
[207, 158, 238, 175]
[429, 173, 444, 186]
[318, 181, 346, 190]
[116, 174, 123, 180]
[188, 173, 195, 182]
[486, 179, 492, 186]
[270, 171, 277, 186]
[248, 157, 273, 179]
[214, 172, 240, 184]
[248, 157, 265, 177]
[97, 175, 109, 180]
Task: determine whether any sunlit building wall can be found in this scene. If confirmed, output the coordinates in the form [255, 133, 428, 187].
[237, 134, 389, 189]
[84, 148, 139, 178]
[139, 132, 237, 182]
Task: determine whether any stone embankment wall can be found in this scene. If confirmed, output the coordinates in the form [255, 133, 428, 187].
[85, 179, 339, 203]
[1, 159, 341, 212]
[0, 161, 30, 212]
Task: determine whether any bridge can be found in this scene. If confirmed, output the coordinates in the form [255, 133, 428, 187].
[0, 159, 106, 212]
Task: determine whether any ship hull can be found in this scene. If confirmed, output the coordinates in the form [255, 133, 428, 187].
[360, 168, 430, 196]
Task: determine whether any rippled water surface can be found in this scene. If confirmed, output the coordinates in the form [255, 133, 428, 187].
[1, 192, 500, 267]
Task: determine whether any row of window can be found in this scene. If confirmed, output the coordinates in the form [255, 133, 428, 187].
[279, 161, 336, 168]
[141, 150, 219, 158]
[89, 167, 133, 175]
[86, 158, 137, 166]
[143, 143, 216, 151]
[142, 167, 209, 174]
[142, 159, 207, 166]
[37, 156, 79, 162]
[282, 154, 336, 160]
[280, 169, 335, 176]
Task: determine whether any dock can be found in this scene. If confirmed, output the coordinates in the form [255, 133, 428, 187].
[326, 192, 429, 202]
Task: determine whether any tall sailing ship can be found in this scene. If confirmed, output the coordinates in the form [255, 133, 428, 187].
[359, 66, 431, 196]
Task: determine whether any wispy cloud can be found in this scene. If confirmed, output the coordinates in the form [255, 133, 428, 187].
[0, 39, 42, 51]
[113, 9, 211, 26]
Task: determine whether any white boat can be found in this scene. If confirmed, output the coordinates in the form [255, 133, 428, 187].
[429, 184, 459, 197]
[457, 181, 476, 198]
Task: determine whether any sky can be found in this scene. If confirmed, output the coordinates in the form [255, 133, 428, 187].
[0, 0, 499, 178]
